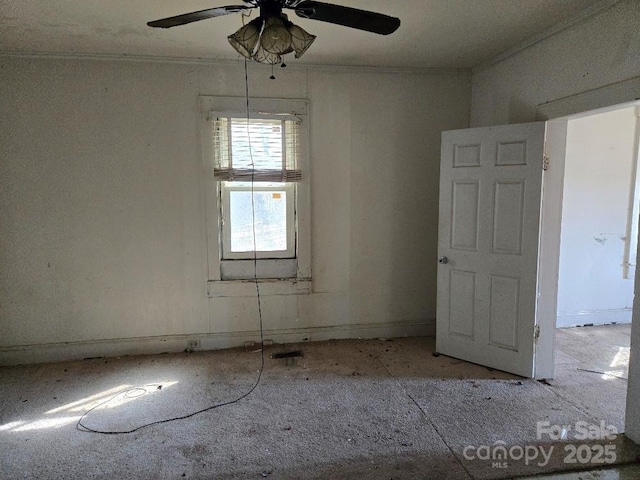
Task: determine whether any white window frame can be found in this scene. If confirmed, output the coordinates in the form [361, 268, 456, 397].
[200, 96, 311, 284]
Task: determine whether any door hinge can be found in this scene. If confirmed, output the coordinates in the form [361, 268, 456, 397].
[542, 155, 550, 171]
[534, 325, 541, 342]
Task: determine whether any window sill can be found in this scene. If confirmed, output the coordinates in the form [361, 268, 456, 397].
[207, 278, 312, 298]
[220, 258, 297, 280]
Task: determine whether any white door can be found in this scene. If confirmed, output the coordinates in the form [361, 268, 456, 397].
[436, 122, 546, 377]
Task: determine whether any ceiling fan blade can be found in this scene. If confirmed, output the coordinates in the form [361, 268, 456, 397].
[293, 1, 400, 35]
[147, 5, 251, 29]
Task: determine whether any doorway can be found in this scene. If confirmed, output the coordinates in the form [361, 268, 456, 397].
[436, 85, 640, 439]
[552, 104, 640, 432]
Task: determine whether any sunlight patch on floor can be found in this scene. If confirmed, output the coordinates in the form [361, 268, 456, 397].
[45, 384, 133, 414]
[0, 381, 179, 433]
[601, 346, 630, 380]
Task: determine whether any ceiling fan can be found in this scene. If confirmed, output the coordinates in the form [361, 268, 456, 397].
[147, 0, 400, 65]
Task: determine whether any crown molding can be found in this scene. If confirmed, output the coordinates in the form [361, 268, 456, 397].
[0, 51, 469, 77]
[472, 0, 620, 74]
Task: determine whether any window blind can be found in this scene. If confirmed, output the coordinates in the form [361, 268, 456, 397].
[212, 116, 302, 182]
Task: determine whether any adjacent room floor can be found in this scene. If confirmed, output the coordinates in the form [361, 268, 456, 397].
[0, 326, 637, 479]
[551, 323, 631, 432]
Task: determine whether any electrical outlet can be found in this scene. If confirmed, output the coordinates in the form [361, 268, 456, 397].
[186, 339, 200, 350]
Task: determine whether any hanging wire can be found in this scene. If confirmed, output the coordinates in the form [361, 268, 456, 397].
[76, 58, 266, 435]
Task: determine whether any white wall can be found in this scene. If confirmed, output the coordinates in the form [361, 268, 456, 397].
[557, 107, 637, 328]
[469, 0, 640, 445]
[471, 0, 640, 127]
[0, 56, 470, 363]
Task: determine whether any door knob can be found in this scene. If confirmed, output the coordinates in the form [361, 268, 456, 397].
[439, 256, 448, 264]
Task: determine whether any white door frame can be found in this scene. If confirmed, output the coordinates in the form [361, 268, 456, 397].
[533, 118, 568, 379]
[534, 75, 640, 442]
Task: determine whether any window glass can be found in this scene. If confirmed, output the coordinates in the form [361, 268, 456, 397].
[228, 190, 288, 252]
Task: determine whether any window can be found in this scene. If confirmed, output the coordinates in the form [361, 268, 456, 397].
[222, 182, 295, 258]
[214, 117, 300, 260]
[200, 96, 310, 283]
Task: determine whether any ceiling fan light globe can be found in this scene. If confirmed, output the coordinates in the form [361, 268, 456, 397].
[289, 24, 316, 59]
[227, 19, 261, 58]
[252, 44, 282, 65]
[260, 16, 292, 54]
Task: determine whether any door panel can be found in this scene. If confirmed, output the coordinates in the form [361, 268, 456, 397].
[488, 274, 520, 351]
[451, 181, 480, 251]
[449, 270, 476, 339]
[436, 122, 546, 377]
[492, 180, 524, 254]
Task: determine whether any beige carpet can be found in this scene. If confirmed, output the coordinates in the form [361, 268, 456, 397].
[0, 335, 638, 479]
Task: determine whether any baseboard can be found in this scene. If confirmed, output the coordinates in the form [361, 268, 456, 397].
[0, 319, 435, 366]
[556, 308, 632, 328]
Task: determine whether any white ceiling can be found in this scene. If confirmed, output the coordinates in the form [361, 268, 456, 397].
[0, 0, 604, 68]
